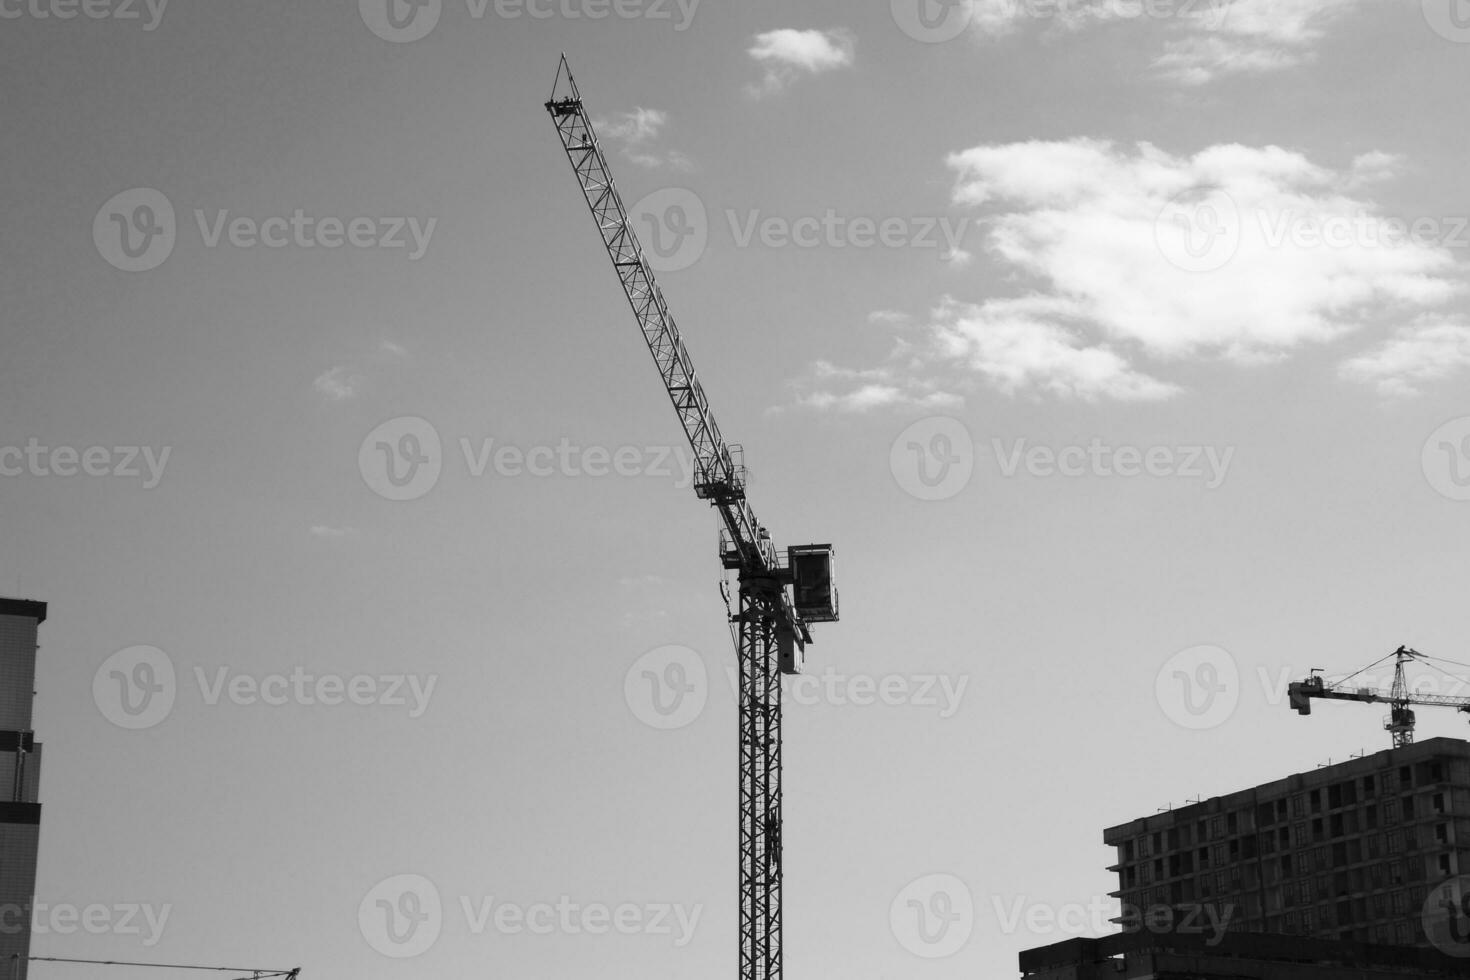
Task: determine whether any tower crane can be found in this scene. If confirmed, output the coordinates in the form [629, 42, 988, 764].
[544, 56, 839, 980]
[1288, 646, 1470, 748]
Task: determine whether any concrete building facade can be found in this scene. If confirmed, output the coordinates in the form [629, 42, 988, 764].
[0, 598, 46, 980]
[1102, 738, 1470, 949]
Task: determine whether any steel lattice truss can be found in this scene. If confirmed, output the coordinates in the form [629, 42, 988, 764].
[546, 55, 823, 980]
[737, 579, 785, 980]
[545, 60, 776, 575]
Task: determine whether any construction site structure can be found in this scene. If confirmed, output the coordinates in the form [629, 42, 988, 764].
[1290, 646, 1470, 748]
[543, 56, 839, 980]
[1104, 738, 1470, 949]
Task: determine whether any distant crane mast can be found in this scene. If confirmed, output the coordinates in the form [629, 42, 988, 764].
[1288, 646, 1470, 747]
[544, 56, 839, 980]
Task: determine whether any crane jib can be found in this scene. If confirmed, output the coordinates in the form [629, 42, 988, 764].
[546, 56, 839, 980]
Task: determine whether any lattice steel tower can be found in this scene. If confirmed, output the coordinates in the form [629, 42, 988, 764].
[545, 56, 839, 980]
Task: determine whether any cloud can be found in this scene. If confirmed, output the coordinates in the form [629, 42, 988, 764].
[945, 138, 1461, 362]
[942, 247, 975, 268]
[970, 0, 1373, 85]
[1340, 318, 1470, 398]
[927, 296, 1182, 400]
[313, 366, 364, 402]
[747, 28, 855, 97]
[786, 138, 1466, 407]
[785, 359, 964, 414]
[595, 107, 693, 171]
[314, 339, 408, 402]
[869, 310, 913, 326]
[788, 297, 1177, 410]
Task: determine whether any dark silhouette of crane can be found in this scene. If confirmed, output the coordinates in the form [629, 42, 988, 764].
[1289, 646, 1470, 747]
[544, 56, 839, 980]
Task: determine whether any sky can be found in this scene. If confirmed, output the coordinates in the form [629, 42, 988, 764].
[1, 0, 1469, 977]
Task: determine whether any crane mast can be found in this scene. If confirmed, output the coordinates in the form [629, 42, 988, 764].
[544, 56, 838, 980]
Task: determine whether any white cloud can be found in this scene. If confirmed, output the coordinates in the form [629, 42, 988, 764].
[787, 138, 1465, 407]
[945, 138, 1462, 363]
[1340, 318, 1470, 398]
[595, 107, 693, 171]
[313, 366, 364, 402]
[315, 339, 409, 402]
[971, 0, 1374, 85]
[787, 297, 1176, 409]
[869, 309, 913, 326]
[786, 359, 963, 414]
[928, 296, 1182, 401]
[942, 247, 975, 268]
[747, 28, 855, 97]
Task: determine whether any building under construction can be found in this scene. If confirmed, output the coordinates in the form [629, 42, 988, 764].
[0, 597, 45, 980]
[1101, 738, 1470, 948]
[1019, 738, 1470, 976]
